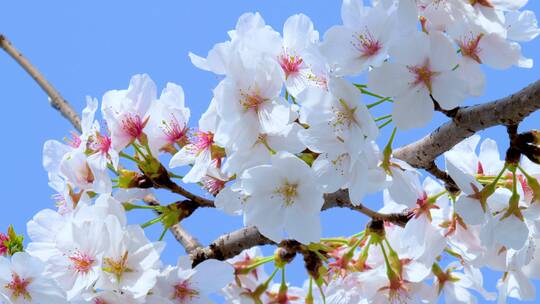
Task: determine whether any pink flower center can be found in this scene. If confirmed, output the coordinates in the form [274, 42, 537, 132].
[266, 290, 301, 304]
[201, 176, 225, 196]
[407, 59, 439, 93]
[518, 174, 534, 201]
[0, 233, 9, 256]
[193, 131, 214, 152]
[233, 253, 260, 280]
[353, 30, 382, 58]
[458, 33, 483, 63]
[379, 276, 411, 304]
[5, 273, 32, 300]
[413, 192, 439, 220]
[121, 113, 146, 140]
[477, 161, 485, 175]
[69, 251, 95, 273]
[92, 133, 112, 155]
[278, 54, 304, 79]
[162, 115, 188, 144]
[240, 91, 267, 112]
[103, 251, 132, 280]
[173, 280, 199, 302]
[307, 73, 328, 89]
[94, 299, 109, 304]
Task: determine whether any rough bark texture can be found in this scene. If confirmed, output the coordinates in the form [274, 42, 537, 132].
[393, 79, 540, 168]
[4, 33, 540, 265]
[189, 80, 540, 263]
[191, 226, 273, 266]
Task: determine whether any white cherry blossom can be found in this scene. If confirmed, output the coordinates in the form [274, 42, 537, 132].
[241, 152, 324, 244]
[368, 31, 468, 129]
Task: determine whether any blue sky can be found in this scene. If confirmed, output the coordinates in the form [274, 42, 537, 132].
[1, 1, 539, 302]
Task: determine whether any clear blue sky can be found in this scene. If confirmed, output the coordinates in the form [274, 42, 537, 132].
[1, 1, 539, 303]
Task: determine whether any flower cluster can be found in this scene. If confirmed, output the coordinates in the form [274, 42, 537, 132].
[2, 0, 540, 303]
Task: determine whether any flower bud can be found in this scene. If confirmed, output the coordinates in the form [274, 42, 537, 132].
[274, 242, 299, 268]
[4, 225, 24, 257]
[366, 219, 385, 242]
[0, 233, 9, 256]
[522, 144, 540, 165]
[518, 130, 540, 145]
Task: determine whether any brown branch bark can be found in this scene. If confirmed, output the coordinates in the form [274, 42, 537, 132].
[394, 79, 540, 169]
[322, 190, 411, 226]
[143, 195, 203, 254]
[0, 34, 82, 132]
[191, 226, 273, 266]
[192, 80, 540, 263]
[191, 190, 412, 264]
[139, 164, 215, 208]
[6, 30, 540, 266]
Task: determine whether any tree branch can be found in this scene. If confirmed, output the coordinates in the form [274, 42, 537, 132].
[7, 30, 540, 267]
[191, 190, 412, 265]
[394, 79, 540, 169]
[143, 195, 203, 254]
[138, 164, 215, 208]
[322, 189, 411, 226]
[0, 34, 81, 132]
[191, 226, 273, 266]
[191, 81, 540, 263]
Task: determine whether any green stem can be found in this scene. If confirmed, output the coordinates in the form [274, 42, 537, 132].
[132, 143, 148, 160]
[107, 163, 119, 176]
[384, 127, 398, 152]
[378, 119, 393, 129]
[320, 237, 349, 244]
[159, 227, 168, 241]
[142, 140, 154, 159]
[380, 242, 393, 277]
[125, 204, 159, 210]
[375, 114, 392, 122]
[245, 256, 275, 272]
[428, 190, 448, 203]
[367, 97, 392, 109]
[119, 151, 139, 163]
[141, 216, 163, 229]
[169, 172, 184, 179]
[350, 231, 365, 239]
[290, 95, 297, 105]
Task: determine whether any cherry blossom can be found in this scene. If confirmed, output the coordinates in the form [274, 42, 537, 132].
[101, 74, 156, 151]
[241, 152, 324, 244]
[368, 31, 468, 129]
[5, 0, 540, 303]
[0, 252, 65, 304]
[150, 257, 234, 303]
[320, 0, 398, 76]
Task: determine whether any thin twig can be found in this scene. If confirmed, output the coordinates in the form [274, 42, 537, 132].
[425, 162, 460, 193]
[322, 189, 411, 226]
[143, 195, 203, 253]
[191, 226, 273, 266]
[139, 164, 215, 208]
[0, 34, 81, 131]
